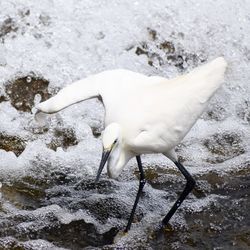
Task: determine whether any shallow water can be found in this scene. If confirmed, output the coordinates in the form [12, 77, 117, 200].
[0, 161, 250, 249]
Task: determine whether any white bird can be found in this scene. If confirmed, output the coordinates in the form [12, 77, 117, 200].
[37, 57, 227, 232]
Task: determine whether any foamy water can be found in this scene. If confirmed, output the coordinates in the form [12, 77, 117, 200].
[0, 1, 249, 249]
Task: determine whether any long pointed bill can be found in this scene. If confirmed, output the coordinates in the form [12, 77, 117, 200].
[95, 149, 111, 183]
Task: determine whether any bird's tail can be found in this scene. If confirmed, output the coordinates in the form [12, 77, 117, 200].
[189, 57, 227, 89]
[36, 76, 99, 114]
[182, 57, 227, 104]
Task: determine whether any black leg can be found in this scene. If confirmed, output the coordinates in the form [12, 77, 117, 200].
[125, 155, 146, 232]
[162, 161, 196, 225]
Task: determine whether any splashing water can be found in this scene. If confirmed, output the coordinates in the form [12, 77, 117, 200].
[0, 0, 249, 249]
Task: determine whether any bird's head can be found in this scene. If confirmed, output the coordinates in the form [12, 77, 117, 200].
[95, 123, 121, 182]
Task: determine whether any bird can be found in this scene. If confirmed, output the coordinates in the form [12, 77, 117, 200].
[36, 57, 227, 232]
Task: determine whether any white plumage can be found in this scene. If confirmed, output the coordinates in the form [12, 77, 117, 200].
[37, 57, 227, 231]
[37, 57, 227, 178]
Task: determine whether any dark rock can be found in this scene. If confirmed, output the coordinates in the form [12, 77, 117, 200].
[147, 27, 157, 41]
[236, 100, 250, 123]
[149, 166, 250, 250]
[5, 75, 51, 113]
[203, 132, 245, 163]
[74, 179, 120, 195]
[18, 9, 30, 18]
[47, 127, 78, 151]
[0, 178, 47, 210]
[135, 46, 148, 56]
[91, 126, 102, 138]
[134, 28, 207, 70]
[158, 41, 175, 53]
[39, 13, 51, 26]
[73, 196, 139, 224]
[0, 17, 18, 40]
[0, 133, 26, 156]
[0, 95, 8, 102]
[0, 237, 20, 250]
[41, 219, 118, 248]
[203, 105, 227, 121]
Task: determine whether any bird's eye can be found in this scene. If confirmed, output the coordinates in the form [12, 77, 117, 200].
[114, 139, 118, 143]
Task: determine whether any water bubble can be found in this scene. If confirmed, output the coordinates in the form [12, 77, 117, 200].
[15, 101, 23, 108]
[34, 94, 42, 106]
[26, 76, 32, 83]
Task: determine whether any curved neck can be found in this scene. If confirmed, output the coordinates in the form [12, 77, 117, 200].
[37, 75, 100, 113]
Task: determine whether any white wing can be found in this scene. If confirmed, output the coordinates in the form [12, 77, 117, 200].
[121, 57, 227, 153]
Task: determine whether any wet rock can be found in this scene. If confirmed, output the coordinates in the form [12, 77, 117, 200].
[144, 167, 160, 181]
[1, 179, 47, 210]
[41, 219, 118, 249]
[39, 13, 51, 27]
[0, 17, 18, 40]
[133, 28, 207, 70]
[47, 127, 78, 151]
[198, 171, 224, 191]
[0, 237, 19, 250]
[203, 105, 227, 121]
[80, 197, 136, 223]
[0, 95, 8, 103]
[0, 133, 26, 156]
[167, 54, 184, 69]
[236, 100, 250, 123]
[147, 27, 157, 41]
[136, 165, 179, 180]
[5, 75, 51, 113]
[20, 239, 67, 250]
[66, 179, 144, 225]
[135, 44, 148, 56]
[1, 164, 250, 249]
[148, 167, 250, 250]
[0, 203, 118, 249]
[91, 126, 102, 138]
[18, 8, 30, 19]
[75, 179, 120, 195]
[50, 171, 75, 185]
[28, 125, 49, 135]
[158, 40, 175, 53]
[203, 132, 245, 163]
[135, 165, 182, 193]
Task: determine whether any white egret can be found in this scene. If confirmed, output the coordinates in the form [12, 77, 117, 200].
[37, 57, 227, 232]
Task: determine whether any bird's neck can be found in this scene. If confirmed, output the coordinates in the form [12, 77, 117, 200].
[38, 76, 100, 113]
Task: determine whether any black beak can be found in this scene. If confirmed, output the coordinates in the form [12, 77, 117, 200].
[95, 149, 111, 183]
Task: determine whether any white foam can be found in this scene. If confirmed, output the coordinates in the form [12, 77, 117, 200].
[0, 0, 249, 247]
